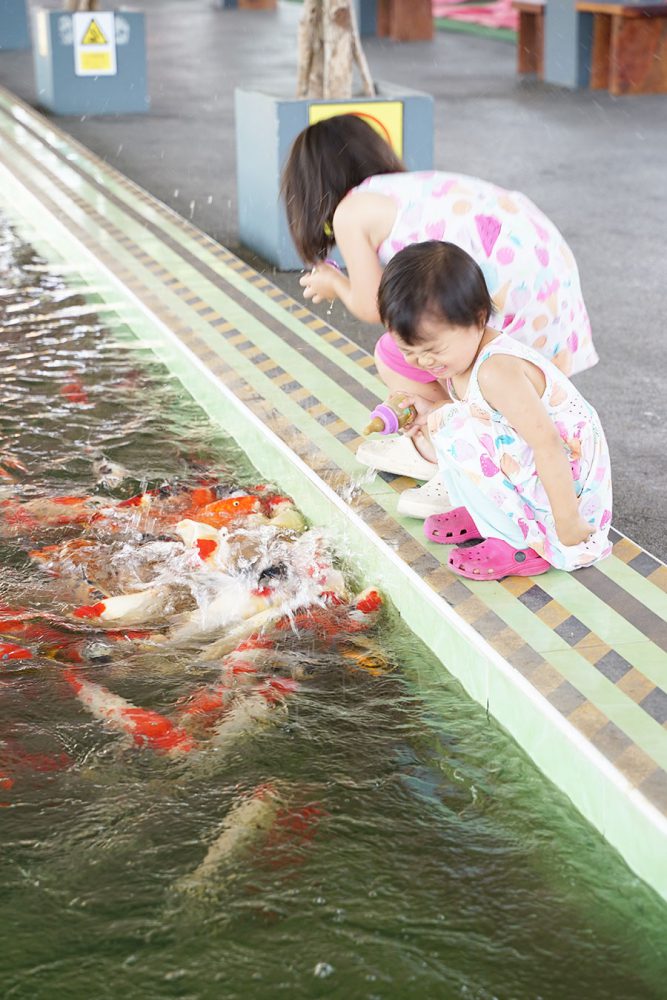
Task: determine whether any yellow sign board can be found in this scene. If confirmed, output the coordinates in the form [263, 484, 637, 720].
[308, 101, 404, 158]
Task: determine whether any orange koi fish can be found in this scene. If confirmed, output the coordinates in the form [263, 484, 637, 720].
[0, 641, 32, 662]
[0, 740, 72, 804]
[0, 739, 71, 774]
[60, 378, 89, 405]
[0, 495, 101, 536]
[191, 495, 263, 530]
[0, 612, 87, 664]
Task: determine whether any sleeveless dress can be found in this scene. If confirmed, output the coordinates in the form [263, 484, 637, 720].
[430, 333, 612, 571]
[354, 172, 598, 378]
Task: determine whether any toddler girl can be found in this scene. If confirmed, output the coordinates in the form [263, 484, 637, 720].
[377, 241, 612, 580]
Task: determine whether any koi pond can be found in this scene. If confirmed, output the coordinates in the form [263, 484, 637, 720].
[1, 216, 666, 1000]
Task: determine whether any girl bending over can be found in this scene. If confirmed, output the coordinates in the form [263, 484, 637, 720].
[281, 115, 598, 510]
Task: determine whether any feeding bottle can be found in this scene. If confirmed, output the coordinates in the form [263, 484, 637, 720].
[363, 394, 417, 436]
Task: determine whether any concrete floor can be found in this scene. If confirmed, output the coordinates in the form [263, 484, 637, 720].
[1, 0, 665, 559]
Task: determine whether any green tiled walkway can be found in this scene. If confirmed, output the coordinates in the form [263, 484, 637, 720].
[1, 85, 665, 901]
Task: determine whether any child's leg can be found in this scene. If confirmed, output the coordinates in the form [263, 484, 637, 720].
[439, 466, 526, 549]
[435, 467, 550, 579]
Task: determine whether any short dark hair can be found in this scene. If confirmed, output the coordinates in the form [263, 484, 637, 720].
[378, 241, 494, 345]
[280, 114, 405, 264]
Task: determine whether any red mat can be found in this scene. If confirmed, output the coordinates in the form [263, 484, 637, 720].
[433, 0, 518, 30]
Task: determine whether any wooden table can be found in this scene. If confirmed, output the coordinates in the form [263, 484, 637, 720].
[575, 0, 667, 93]
[377, 0, 434, 40]
[512, 0, 546, 76]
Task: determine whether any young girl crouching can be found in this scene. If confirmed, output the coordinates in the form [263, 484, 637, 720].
[377, 241, 612, 581]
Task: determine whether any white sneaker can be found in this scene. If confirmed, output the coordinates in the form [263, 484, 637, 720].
[356, 435, 437, 480]
[397, 473, 452, 519]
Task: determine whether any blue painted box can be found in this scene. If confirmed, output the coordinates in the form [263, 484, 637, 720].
[235, 83, 434, 270]
[0, 0, 30, 50]
[544, 0, 594, 89]
[31, 8, 149, 115]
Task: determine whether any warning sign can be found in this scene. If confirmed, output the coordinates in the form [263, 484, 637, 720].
[73, 11, 117, 77]
[81, 19, 108, 46]
[308, 101, 404, 158]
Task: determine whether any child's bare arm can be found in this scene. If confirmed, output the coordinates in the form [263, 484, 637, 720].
[478, 356, 594, 547]
[299, 193, 386, 323]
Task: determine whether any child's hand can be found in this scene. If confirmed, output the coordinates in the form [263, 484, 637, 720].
[555, 515, 595, 547]
[299, 263, 340, 304]
[394, 395, 447, 438]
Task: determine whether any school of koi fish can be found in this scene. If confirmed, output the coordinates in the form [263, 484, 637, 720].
[0, 216, 391, 888]
[0, 460, 384, 881]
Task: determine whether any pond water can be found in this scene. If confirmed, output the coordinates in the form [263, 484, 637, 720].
[1, 217, 666, 1000]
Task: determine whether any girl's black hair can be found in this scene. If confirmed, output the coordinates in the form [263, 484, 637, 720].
[280, 114, 405, 264]
[378, 241, 494, 344]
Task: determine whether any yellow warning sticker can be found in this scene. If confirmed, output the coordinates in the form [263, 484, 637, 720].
[80, 51, 113, 72]
[81, 19, 108, 46]
[308, 101, 404, 158]
[72, 11, 117, 77]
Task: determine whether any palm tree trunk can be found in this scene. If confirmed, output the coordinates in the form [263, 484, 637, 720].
[65, 0, 100, 10]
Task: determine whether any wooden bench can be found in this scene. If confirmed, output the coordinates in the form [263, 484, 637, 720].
[377, 0, 434, 40]
[215, 0, 277, 8]
[512, 0, 545, 76]
[575, 1, 667, 94]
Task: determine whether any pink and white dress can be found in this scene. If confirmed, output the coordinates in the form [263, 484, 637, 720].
[354, 172, 598, 379]
[430, 333, 612, 571]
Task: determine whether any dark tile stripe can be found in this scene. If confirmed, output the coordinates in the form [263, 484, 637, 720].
[576, 566, 667, 651]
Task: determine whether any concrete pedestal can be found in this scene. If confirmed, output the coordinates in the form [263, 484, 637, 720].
[543, 0, 594, 88]
[31, 8, 149, 115]
[235, 83, 434, 270]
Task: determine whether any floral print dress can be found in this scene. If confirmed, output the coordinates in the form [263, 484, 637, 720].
[355, 171, 598, 377]
[430, 334, 612, 571]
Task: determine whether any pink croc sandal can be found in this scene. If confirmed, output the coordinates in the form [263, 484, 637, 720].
[424, 506, 482, 544]
[448, 538, 550, 581]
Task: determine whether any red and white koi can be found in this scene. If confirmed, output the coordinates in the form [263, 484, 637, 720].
[176, 633, 290, 732]
[207, 679, 296, 747]
[175, 518, 231, 568]
[62, 669, 195, 756]
[73, 586, 165, 626]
